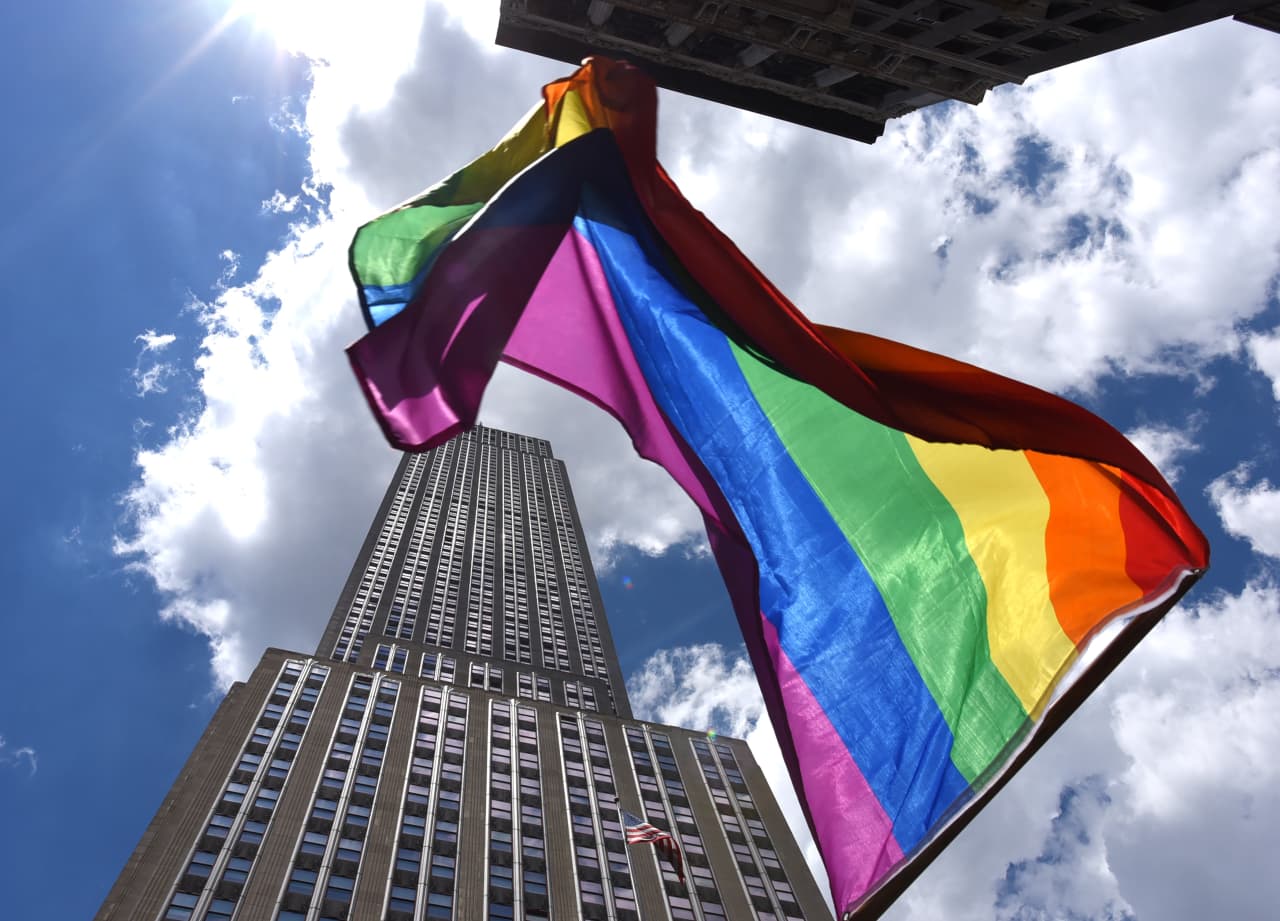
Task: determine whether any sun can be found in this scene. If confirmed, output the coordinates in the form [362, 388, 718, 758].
[221, 0, 338, 56]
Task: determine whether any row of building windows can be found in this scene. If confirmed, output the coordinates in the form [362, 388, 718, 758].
[488, 700, 550, 921]
[275, 673, 400, 921]
[163, 659, 328, 921]
[369, 643, 604, 717]
[423, 437, 473, 648]
[560, 715, 641, 921]
[691, 739, 804, 921]
[523, 455, 572, 673]
[474, 424, 551, 459]
[383, 444, 453, 644]
[626, 726, 730, 921]
[332, 454, 429, 662]
[464, 441, 499, 657]
[542, 459, 612, 691]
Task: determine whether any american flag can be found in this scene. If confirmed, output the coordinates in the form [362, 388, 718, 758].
[622, 809, 684, 884]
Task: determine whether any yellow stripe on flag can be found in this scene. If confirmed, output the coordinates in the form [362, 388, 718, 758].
[553, 89, 597, 147]
[907, 438, 1077, 715]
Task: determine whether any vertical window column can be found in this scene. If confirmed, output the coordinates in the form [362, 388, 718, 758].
[333, 455, 428, 662]
[626, 728, 715, 921]
[464, 441, 498, 657]
[543, 459, 611, 689]
[424, 691, 469, 919]
[274, 673, 400, 921]
[423, 438, 473, 648]
[522, 456, 569, 672]
[499, 450, 531, 665]
[559, 715, 638, 921]
[382, 684, 452, 920]
[162, 660, 328, 921]
[697, 740, 803, 921]
[384, 444, 450, 644]
[487, 703, 516, 921]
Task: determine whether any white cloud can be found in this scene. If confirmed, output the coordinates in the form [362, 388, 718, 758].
[656, 22, 1280, 398]
[629, 643, 761, 739]
[262, 190, 301, 214]
[116, 215, 400, 686]
[885, 580, 1280, 921]
[1208, 466, 1280, 559]
[132, 330, 179, 396]
[135, 330, 177, 352]
[117, 6, 1280, 709]
[1125, 420, 1201, 485]
[1246, 327, 1280, 402]
[0, 735, 38, 776]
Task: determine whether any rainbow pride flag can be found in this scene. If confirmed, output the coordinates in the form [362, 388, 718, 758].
[346, 60, 1208, 918]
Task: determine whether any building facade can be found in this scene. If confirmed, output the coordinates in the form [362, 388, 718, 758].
[496, 0, 1280, 142]
[98, 426, 833, 921]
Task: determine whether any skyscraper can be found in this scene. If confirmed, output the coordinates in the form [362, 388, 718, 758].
[98, 425, 833, 921]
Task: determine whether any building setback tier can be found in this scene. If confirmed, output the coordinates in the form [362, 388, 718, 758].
[97, 649, 834, 921]
[316, 426, 632, 719]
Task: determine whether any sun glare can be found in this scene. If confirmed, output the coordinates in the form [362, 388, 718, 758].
[225, 0, 333, 55]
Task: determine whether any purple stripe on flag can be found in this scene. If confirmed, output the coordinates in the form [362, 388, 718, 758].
[760, 614, 904, 910]
[347, 225, 572, 450]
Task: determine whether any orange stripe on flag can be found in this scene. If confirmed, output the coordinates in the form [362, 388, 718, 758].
[1025, 452, 1143, 647]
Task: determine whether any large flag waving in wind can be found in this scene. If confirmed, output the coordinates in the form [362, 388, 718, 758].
[346, 59, 1208, 919]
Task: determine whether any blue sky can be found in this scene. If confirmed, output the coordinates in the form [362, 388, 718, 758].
[2, 3, 1279, 920]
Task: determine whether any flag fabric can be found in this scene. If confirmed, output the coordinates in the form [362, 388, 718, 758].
[346, 59, 1209, 918]
[623, 810, 684, 885]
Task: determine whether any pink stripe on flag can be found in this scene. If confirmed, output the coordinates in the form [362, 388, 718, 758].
[503, 227, 724, 521]
[760, 614, 904, 910]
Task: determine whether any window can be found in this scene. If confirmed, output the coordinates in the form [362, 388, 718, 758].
[389, 884, 416, 913]
[204, 899, 236, 921]
[301, 830, 328, 856]
[425, 891, 453, 919]
[324, 873, 355, 903]
[335, 836, 363, 863]
[163, 894, 197, 921]
[312, 797, 338, 823]
[429, 853, 455, 880]
[185, 850, 216, 880]
[489, 864, 514, 891]
[222, 854, 252, 885]
[205, 813, 234, 840]
[288, 868, 318, 896]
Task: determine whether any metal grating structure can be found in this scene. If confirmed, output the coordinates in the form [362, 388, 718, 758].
[497, 0, 1280, 142]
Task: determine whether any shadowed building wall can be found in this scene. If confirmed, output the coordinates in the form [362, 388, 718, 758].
[496, 0, 1280, 142]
